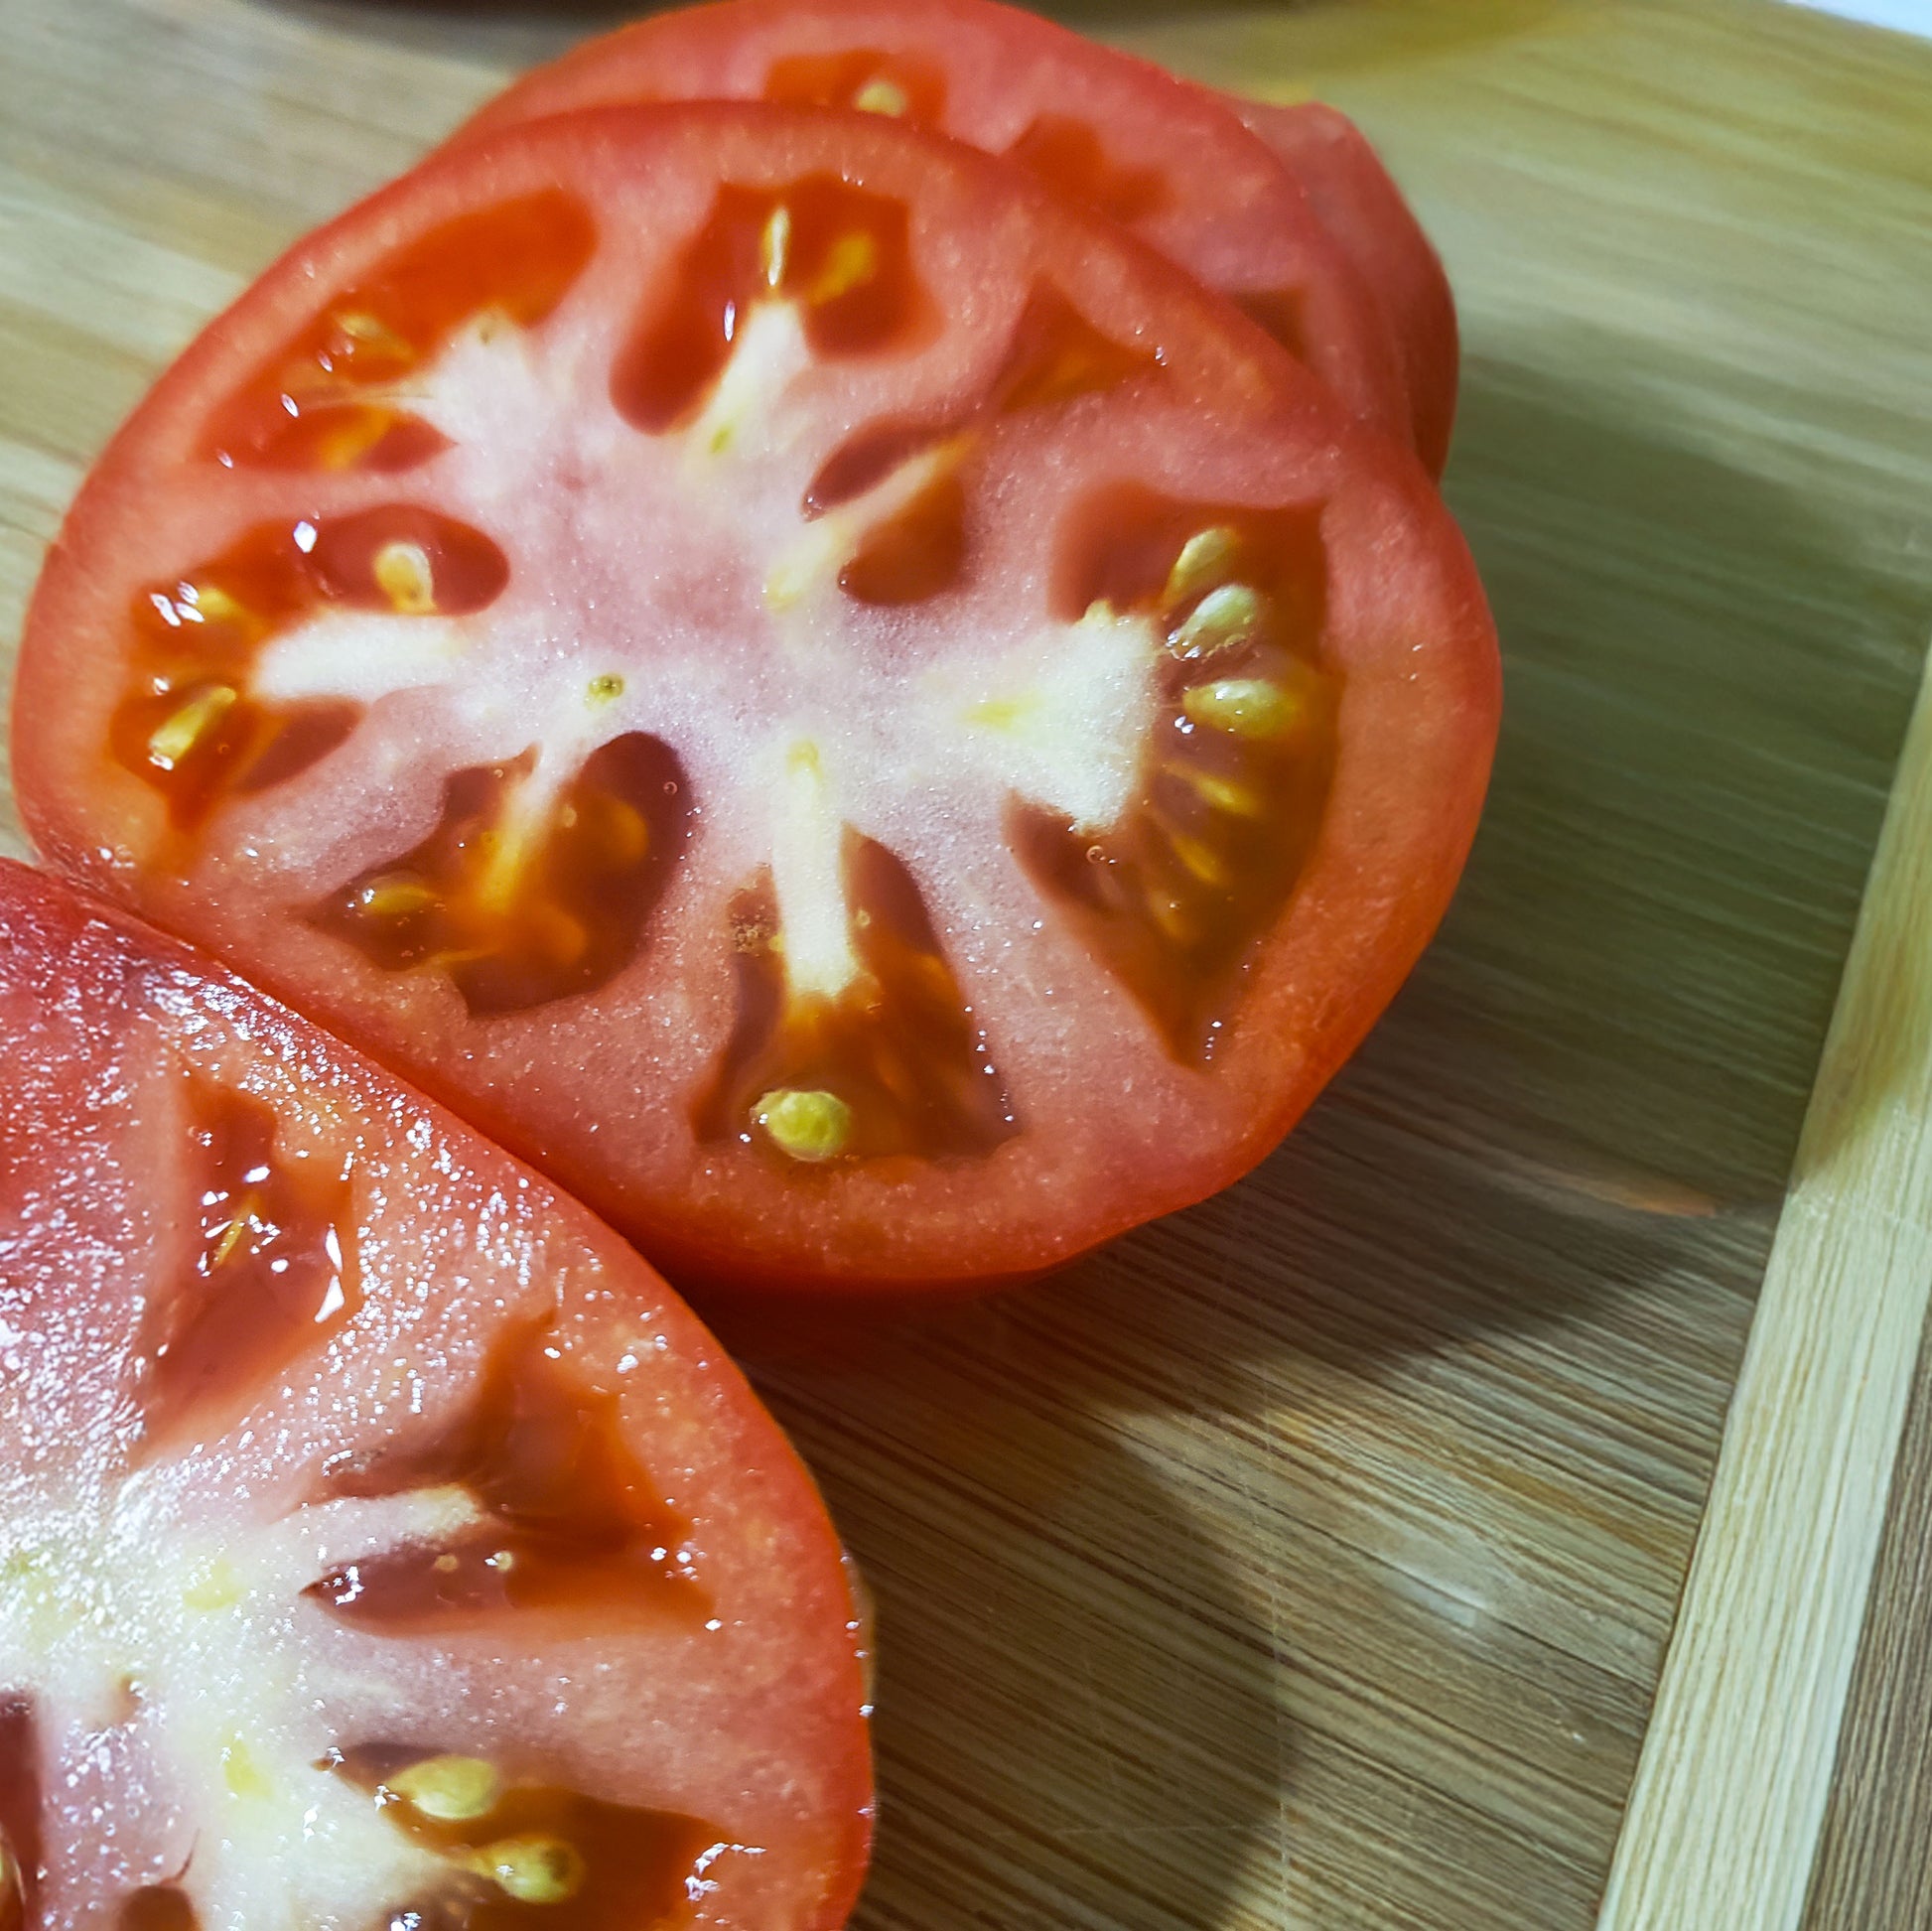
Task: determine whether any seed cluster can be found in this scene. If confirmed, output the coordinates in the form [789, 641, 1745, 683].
[1011, 485, 1336, 1059]
[331, 1740, 721, 1929]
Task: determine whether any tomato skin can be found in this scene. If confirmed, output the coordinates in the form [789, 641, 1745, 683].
[0, 859, 872, 1926]
[15, 104, 1499, 1302]
[448, 0, 1419, 455]
[1231, 96, 1459, 477]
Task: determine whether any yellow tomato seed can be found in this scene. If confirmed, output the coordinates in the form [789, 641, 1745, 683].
[811, 231, 879, 304]
[854, 77, 910, 116]
[334, 310, 409, 350]
[183, 581, 242, 623]
[1163, 527, 1240, 606]
[1168, 831, 1229, 888]
[356, 875, 435, 919]
[373, 540, 436, 616]
[1182, 677, 1298, 739]
[1180, 768, 1265, 816]
[758, 1088, 854, 1163]
[760, 205, 792, 290]
[147, 684, 238, 770]
[1172, 583, 1263, 658]
[471, 1835, 587, 1905]
[390, 1753, 500, 1823]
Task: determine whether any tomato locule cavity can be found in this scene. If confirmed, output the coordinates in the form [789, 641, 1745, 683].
[203, 192, 597, 474]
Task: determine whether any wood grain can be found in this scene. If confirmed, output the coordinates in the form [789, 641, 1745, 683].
[1597, 647, 1932, 1929]
[3, 1, 1932, 1927]
[1802, 1301, 1932, 1931]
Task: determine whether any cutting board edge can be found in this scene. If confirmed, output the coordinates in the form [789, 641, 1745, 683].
[1598, 620, 1932, 1928]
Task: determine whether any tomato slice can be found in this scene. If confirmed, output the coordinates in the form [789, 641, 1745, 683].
[448, 0, 1423, 459]
[0, 862, 871, 1925]
[1231, 97, 1459, 477]
[14, 103, 1499, 1298]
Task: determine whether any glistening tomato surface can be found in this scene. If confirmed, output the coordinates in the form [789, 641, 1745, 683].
[15, 104, 1500, 1297]
[0, 863, 871, 1927]
[450, 0, 1423, 458]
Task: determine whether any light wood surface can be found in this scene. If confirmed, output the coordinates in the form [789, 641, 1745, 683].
[1597, 629, 1932, 1929]
[5, 1, 1932, 1927]
[1802, 1295, 1932, 1931]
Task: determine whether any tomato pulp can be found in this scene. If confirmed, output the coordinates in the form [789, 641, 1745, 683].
[16, 104, 1499, 1297]
[0, 862, 871, 1926]
[451, 0, 1433, 461]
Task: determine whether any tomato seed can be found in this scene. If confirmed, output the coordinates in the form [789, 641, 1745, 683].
[470, 1833, 587, 1905]
[312, 735, 690, 1016]
[335, 1740, 720, 1931]
[697, 839, 1016, 1163]
[1172, 583, 1265, 658]
[756, 1087, 854, 1163]
[307, 1323, 707, 1631]
[373, 540, 437, 615]
[1164, 526, 1241, 605]
[134, 1080, 354, 1457]
[1182, 677, 1299, 738]
[853, 77, 910, 116]
[762, 47, 946, 124]
[390, 1754, 500, 1823]
[614, 177, 924, 433]
[145, 684, 237, 770]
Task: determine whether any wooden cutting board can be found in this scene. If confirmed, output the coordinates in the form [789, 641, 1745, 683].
[5, 0, 1932, 1925]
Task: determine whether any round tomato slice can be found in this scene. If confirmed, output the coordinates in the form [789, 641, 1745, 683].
[14, 103, 1499, 1298]
[449, 0, 1421, 458]
[1231, 97, 1458, 477]
[0, 862, 871, 1927]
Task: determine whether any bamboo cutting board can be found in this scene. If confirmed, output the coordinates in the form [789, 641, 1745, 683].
[5, 1, 1932, 1926]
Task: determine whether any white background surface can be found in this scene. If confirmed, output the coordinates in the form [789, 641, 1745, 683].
[1796, 0, 1932, 32]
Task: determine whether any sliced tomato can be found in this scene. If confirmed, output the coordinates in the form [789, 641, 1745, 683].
[15, 103, 1499, 1298]
[448, 0, 1424, 459]
[0, 861, 871, 1925]
[1231, 97, 1458, 477]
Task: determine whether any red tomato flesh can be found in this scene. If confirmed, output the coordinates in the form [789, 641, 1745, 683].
[15, 104, 1499, 1297]
[0, 862, 871, 1927]
[1233, 97, 1459, 477]
[450, 0, 1423, 457]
